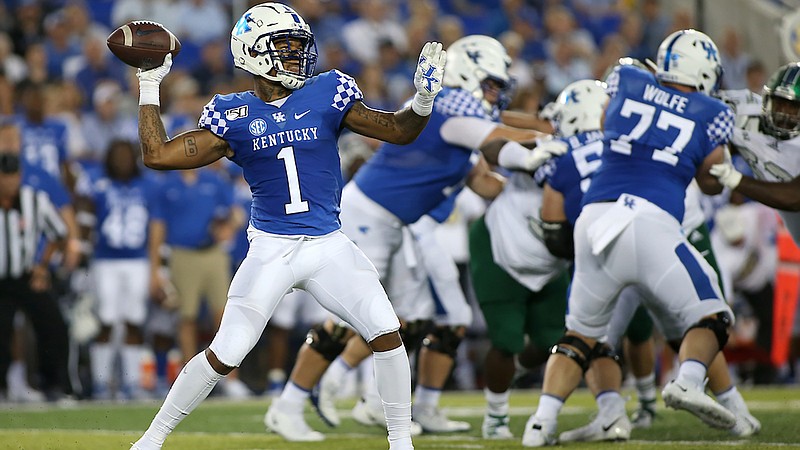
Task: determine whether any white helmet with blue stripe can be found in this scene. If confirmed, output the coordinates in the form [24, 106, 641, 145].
[655, 29, 722, 95]
[553, 79, 609, 137]
[230, 3, 317, 89]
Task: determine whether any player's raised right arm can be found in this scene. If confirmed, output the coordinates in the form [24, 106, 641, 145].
[137, 54, 232, 170]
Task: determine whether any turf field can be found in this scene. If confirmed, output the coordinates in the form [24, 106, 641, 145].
[0, 387, 799, 449]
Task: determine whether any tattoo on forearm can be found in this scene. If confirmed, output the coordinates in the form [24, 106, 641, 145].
[138, 105, 167, 158]
[184, 136, 198, 157]
[355, 105, 392, 128]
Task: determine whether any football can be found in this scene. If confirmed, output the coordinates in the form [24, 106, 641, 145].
[106, 21, 181, 70]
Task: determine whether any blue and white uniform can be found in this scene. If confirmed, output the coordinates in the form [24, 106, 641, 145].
[341, 87, 497, 324]
[546, 127, 714, 342]
[566, 65, 734, 339]
[18, 116, 69, 181]
[196, 70, 400, 367]
[79, 172, 158, 326]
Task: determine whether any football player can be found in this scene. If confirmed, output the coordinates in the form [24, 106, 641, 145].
[522, 30, 737, 447]
[540, 77, 760, 442]
[130, 3, 446, 450]
[266, 34, 566, 439]
[710, 62, 800, 244]
[75, 139, 159, 401]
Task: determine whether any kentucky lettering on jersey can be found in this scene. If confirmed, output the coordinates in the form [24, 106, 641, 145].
[198, 69, 363, 236]
[583, 65, 734, 221]
[354, 87, 491, 224]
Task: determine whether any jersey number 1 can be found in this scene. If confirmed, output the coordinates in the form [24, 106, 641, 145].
[277, 146, 309, 214]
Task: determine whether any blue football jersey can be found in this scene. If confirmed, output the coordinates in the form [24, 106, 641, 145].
[583, 65, 734, 221]
[86, 174, 157, 259]
[22, 165, 70, 209]
[544, 130, 605, 225]
[198, 70, 363, 236]
[354, 87, 491, 224]
[18, 117, 68, 180]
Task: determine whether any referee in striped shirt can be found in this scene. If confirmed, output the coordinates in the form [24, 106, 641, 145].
[0, 119, 70, 401]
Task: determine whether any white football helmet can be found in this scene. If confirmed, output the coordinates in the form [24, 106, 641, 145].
[654, 29, 722, 95]
[553, 79, 609, 137]
[443, 35, 513, 114]
[230, 3, 317, 89]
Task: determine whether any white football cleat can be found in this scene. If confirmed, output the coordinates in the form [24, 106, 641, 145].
[413, 405, 471, 433]
[662, 380, 736, 429]
[482, 413, 514, 439]
[311, 376, 341, 427]
[558, 411, 631, 442]
[630, 400, 656, 429]
[264, 401, 325, 442]
[521, 415, 557, 447]
[352, 397, 423, 436]
[729, 412, 761, 437]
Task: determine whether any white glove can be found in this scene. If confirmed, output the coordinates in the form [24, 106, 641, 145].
[709, 147, 742, 189]
[411, 41, 446, 116]
[525, 139, 568, 171]
[137, 53, 173, 106]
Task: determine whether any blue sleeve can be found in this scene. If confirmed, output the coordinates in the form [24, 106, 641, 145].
[198, 94, 230, 138]
[546, 154, 572, 194]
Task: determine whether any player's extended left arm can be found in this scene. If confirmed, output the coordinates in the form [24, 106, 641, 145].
[711, 147, 800, 210]
[480, 136, 566, 172]
[343, 42, 446, 144]
[137, 54, 232, 170]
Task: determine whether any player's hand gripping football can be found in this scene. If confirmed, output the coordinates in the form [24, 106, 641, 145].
[412, 42, 447, 116]
[709, 146, 743, 189]
[136, 53, 173, 106]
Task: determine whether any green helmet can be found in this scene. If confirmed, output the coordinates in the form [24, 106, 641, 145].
[763, 62, 800, 139]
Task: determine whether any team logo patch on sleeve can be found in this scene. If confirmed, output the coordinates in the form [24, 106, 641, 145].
[225, 105, 249, 121]
[249, 118, 268, 136]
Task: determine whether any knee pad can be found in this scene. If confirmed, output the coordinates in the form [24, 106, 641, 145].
[550, 334, 593, 373]
[400, 320, 432, 352]
[590, 342, 623, 371]
[305, 323, 350, 362]
[422, 326, 463, 359]
[685, 313, 731, 351]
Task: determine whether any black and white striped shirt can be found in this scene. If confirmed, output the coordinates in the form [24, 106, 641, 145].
[0, 185, 67, 279]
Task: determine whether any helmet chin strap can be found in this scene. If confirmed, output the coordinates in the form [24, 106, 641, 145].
[277, 73, 305, 90]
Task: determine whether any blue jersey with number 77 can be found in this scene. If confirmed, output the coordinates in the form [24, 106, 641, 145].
[198, 70, 363, 236]
[583, 65, 734, 222]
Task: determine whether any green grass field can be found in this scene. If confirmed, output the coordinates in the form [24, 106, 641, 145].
[1, 386, 799, 449]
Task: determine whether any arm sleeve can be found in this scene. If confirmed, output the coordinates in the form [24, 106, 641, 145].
[440, 116, 498, 149]
[706, 107, 735, 150]
[198, 95, 229, 138]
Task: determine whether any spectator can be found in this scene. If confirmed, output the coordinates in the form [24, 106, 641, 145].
[80, 81, 138, 161]
[436, 15, 465, 49]
[41, 10, 81, 80]
[23, 42, 49, 84]
[746, 60, 768, 94]
[0, 32, 27, 84]
[190, 39, 234, 96]
[542, 36, 593, 101]
[64, 30, 128, 111]
[721, 27, 752, 90]
[617, 12, 648, 61]
[16, 80, 71, 181]
[7, 1, 44, 56]
[639, 0, 669, 59]
[500, 30, 534, 91]
[172, 0, 228, 47]
[341, 0, 408, 65]
[110, 0, 180, 29]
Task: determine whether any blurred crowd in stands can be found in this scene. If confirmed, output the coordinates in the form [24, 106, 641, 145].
[0, 0, 795, 404]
